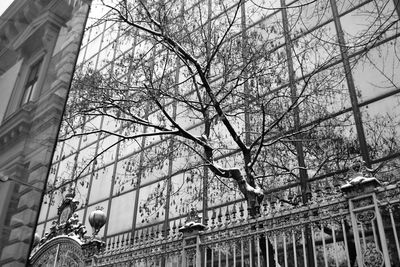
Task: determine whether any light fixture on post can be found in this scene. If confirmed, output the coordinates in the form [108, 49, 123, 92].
[0, 171, 42, 191]
[82, 207, 107, 263]
[88, 207, 107, 237]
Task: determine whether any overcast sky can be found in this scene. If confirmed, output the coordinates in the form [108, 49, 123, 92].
[0, 0, 14, 17]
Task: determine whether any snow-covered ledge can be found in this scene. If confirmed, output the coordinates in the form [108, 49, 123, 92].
[179, 208, 206, 236]
[341, 174, 381, 197]
[340, 158, 382, 197]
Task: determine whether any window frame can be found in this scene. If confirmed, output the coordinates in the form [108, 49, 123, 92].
[19, 56, 44, 106]
[3, 49, 48, 121]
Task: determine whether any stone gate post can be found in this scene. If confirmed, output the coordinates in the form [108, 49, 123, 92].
[341, 171, 390, 267]
[179, 208, 206, 267]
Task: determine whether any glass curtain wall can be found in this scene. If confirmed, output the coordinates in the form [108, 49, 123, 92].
[36, 0, 400, 245]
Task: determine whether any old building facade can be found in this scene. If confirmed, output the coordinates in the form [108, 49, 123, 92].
[0, 0, 90, 266]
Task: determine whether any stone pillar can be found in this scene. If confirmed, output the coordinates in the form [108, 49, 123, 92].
[179, 209, 206, 267]
[341, 172, 390, 267]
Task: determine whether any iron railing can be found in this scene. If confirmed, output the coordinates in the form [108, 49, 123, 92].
[94, 180, 400, 267]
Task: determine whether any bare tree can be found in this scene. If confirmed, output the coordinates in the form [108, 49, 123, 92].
[37, 1, 400, 266]
[54, 0, 400, 217]
[62, 0, 315, 214]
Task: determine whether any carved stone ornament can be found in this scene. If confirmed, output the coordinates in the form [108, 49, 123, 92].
[31, 192, 86, 251]
[30, 191, 105, 265]
[58, 191, 80, 224]
[179, 208, 206, 235]
[341, 159, 381, 196]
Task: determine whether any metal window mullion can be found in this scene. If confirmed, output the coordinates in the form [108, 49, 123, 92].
[202, 0, 212, 227]
[163, 52, 181, 234]
[329, 0, 371, 166]
[93, 21, 108, 71]
[42, 141, 66, 235]
[280, 0, 310, 204]
[131, 113, 150, 235]
[81, 27, 92, 63]
[394, 0, 400, 18]
[95, 120, 124, 233]
[93, 116, 116, 238]
[240, 0, 251, 146]
[109, 21, 122, 75]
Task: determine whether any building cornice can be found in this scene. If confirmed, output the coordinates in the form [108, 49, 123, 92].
[11, 11, 66, 52]
[0, 104, 34, 149]
[0, 0, 89, 74]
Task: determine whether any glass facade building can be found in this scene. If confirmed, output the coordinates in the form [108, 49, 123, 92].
[35, 0, 400, 251]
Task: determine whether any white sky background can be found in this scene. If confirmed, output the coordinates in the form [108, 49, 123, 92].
[0, 0, 14, 17]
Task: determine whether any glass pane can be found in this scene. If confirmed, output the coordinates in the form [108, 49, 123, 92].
[297, 64, 352, 125]
[140, 142, 171, 185]
[85, 35, 102, 64]
[56, 154, 77, 183]
[245, 0, 281, 25]
[373, 157, 400, 184]
[304, 112, 358, 177]
[114, 154, 141, 196]
[47, 188, 66, 220]
[361, 95, 400, 160]
[287, 0, 332, 38]
[335, 0, 367, 15]
[351, 41, 400, 101]
[63, 136, 81, 157]
[75, 176, 90, 207]
[35, 223, 45, 238]
[169, 172, 203, 219]
[341, 0, 399, 51]
[37, 197, 49, 223]
[97, 135, 118, 168]
[21, 85, 33, 105]
[107, 191, 136, 235]
[76, 143, 97, 176]
[292, 21, 340, 76]
[136, 182, 166, 227]
[88, 165, 113, 204]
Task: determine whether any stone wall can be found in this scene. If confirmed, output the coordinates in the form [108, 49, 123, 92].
[0, 1, 90, 266]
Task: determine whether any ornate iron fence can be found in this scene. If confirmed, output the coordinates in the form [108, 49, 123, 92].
[94, 177, 400, 267]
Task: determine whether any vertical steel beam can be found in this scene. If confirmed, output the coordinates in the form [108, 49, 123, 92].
[202, 0, 212, 228]
[241, 0, 251, 147]
[279, 0, 309, 205]
[329, 0, 371, 167]
[394, 0, 400, 18]
[280, 1, 315, 266]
